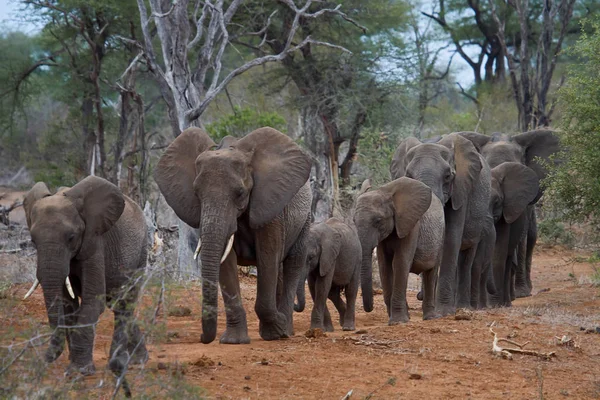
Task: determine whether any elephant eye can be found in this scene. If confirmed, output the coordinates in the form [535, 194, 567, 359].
[67, 233, 75, 243]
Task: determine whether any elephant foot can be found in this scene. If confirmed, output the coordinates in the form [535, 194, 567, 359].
[436, 305, 456, 317]
[388, 313, 409, 325]
[423, 309, 442, 320]
[130, 345, 149, 365]
[514, 286, 532, 298]
[259, 316, 288, 341]
[342, 324, 355, 331]
[416, 291, 423, 301]
[45, 343, 64, 363]
[65, 361, 96, 377]
[220, 327, 251, 344]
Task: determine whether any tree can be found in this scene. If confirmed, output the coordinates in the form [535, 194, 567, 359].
[490, 0, 576, 131]
[545, 17, 600, 223]
[133, 0, 354, 274]
[248, 0, 409, 220]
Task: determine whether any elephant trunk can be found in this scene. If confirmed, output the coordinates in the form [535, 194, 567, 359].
[37, 248, 71, 363]
[37, 248, 70, 328]
[294, 269, 306, 312]
[360, 248, 374, 312]
[199, 221, 229, 344]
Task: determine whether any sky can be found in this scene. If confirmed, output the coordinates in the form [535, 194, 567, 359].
[0, 0, 40, 34]
[0, 0, 475, 86]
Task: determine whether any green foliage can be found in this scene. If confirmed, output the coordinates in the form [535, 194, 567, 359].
[538, 218, 575, 248]
[205, 106, 287, 140]
[356, 127, 399, 186]
[545, 18, 600, 223]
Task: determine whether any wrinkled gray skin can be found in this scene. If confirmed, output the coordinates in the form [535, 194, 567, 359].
[154, 127, 312, 344]
[391, 133, 491, 315]
[354, 178, 434, 323]
[459, 130, 561, 299]
[302, 218, 362, 331]
[487, 162, 539, 306]
[23, 176, 148, 376]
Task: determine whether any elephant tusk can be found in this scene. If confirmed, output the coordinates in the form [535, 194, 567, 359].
[193, 238, 202, 260]
[220, 234, 235, 264]
[23, 278, 40, 300]
[65, 277, 75, 299]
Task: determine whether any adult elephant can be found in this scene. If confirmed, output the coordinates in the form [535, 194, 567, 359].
[458, 130, 561, 298]
[22, 176, 148, 376]
[154, 127, 312, 344]
[391, 133, 491, 315]
[488, 162, 539, 306]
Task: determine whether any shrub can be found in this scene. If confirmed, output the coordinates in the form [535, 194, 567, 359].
[205, 106, 287, 141]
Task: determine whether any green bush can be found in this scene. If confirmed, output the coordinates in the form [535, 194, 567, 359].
[544, 17, 600, 224]
[538, 218, 575, 248]
[205, 106, 287, 141]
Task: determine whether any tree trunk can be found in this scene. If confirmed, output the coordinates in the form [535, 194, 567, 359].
[301, 105, 333, 223]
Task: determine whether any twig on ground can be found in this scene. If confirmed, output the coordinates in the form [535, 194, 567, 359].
[489, 322, 556, 360]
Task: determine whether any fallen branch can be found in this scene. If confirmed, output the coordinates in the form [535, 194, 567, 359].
[0, 248, 22, 254]
[490, 323, 556, 360]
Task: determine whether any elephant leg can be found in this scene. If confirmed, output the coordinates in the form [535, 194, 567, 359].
[389, 237, 417, 325]
[219, 253, 250, 344]
[470, 246, 482, 309]
[108, 300, 148, 377]
[422, 268, 440, 320]
[437, 207, 467, 316]
[255, 228, 287, 341]
[342, 278, 358, 331]
[47, 289, 79, 364]
[322, 304, 335, 332]
[377, 246, 393, 317]
[514, 234, 529, 298]
[525, 211, 537, 295]
[456, 246, 476, 309]
[327, 286, 346, 327]
[280, 250, 305, 336]
[310, 270, 334, 331]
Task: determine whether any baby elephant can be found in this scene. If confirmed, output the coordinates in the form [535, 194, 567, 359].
[305, 218, 362, 332]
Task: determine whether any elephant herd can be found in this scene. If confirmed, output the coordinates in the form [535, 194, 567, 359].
[19, 126, 560, 377]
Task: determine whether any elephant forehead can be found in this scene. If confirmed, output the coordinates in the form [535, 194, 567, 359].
[195, 149, 249, 174]
[483, 142, 522, 167]
[355, 192, 388, 214]
[34, 195, 78, 218]
[30, 196, 81, 232]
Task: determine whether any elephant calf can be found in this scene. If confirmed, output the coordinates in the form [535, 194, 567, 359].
[354, 177, 437, 324]
[23, 176, 148, 376]
[304, 218, 362, 332]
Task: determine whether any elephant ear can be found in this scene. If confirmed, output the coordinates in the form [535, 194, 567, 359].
[319, 225, 342, 277]
[154, 127, 216, 228]
[440, 134, 483, 211]
[23, 182, 51, 228]
[234, 127, 311, 229]
[386, 177, 432, 239]
[512, 129, 561, 182]
[491, 162, 539, 224]
[65, 176, 125, 235]
[456, 131, 491, 152]
[390, 137, 421, 179]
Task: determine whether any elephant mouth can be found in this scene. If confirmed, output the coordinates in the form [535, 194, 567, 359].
[23, 277, 75, 300]
[193, 233, 235, 264]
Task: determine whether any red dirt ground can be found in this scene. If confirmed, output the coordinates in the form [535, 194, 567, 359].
[3, 243, 600, 399]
